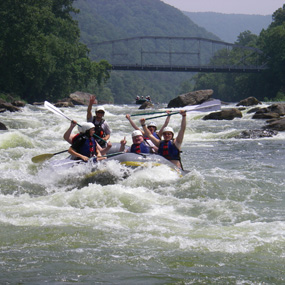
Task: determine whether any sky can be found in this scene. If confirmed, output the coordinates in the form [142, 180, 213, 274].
[161, 0, 285, 15]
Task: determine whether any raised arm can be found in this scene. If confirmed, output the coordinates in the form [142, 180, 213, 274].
[158, 111, 171, 138]
[140, 118, 160, 147]
[87, 95, 97, 121]
[126, 114, 143, 134]
[174, 110, 186, 149]
[63, 120, 77, 144]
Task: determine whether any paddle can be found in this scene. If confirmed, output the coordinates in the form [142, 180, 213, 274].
[31, 150, 68, 163]
[99, 151, 124, 158]
[144, 103, 220, 120]
[131, 110, 169, 117]
[32, 150, 124, 163]
[44, 101, 107, 143]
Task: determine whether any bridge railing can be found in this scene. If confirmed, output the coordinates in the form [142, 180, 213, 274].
[89, 36, 267, 73]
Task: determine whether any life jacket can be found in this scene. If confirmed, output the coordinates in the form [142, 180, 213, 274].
[144, 132, 160, 140]
[92, 117, 106, 147]
[72, 134, 97, 158]
[130, 141, 151, 154]
[158, 140, 180, 161]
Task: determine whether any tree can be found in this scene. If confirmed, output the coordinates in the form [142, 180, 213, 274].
[257, 4, 285, 99]
[0, 0, 111, 102]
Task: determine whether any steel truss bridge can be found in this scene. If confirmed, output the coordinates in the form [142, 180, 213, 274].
[90, 36, 267, 73]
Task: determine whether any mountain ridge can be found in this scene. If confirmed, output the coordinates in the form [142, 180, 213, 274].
[183, 11, 272, 43]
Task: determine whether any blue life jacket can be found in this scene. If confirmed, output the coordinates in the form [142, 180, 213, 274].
[158, 140, 180, 161]
[144, 132, 160, 140]
[130, 141, 151, 154]
[72, 134, 97, 158]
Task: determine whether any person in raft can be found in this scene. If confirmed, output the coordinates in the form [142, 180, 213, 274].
[119, 130, 154, 154]
[68, 122, 106, 162]
[86, 95, 111, 148]
[63, 120, 112, 156]
[139, 110, 187, 169]
[125, 113, 171, 152]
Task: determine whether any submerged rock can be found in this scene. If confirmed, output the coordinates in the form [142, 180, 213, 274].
[263, 118, 285, 131]
[0, 100, 21, 112]
[252, 103, 285, 119]
[235, 129, 278, 139]
[139, 101, 154, 109]
[0, 122, 8, 130]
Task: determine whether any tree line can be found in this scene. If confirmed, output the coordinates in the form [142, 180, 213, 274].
[192, 5, 285, 102]
[0, 1, 284, 104]
[0, 0, 110, 103]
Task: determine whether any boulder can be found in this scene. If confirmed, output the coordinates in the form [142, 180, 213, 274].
[247, 107, 262, 114]
[252, 112, 280, 119]
[262, 118, 285, 131]
[167, 89, 213, 108]
[235, 129, 278, 139]
[12, 100, 26, 107]
[0, 101, 21, 112]
[0, 122, 8, 130]
[139, 101, 154, 109]
[236, 96, 261, 106]
[69, 91, 97, 105]
[203, 108, 243, 120]
[267, 103, 285, 115]
[54, 101, 74, 108]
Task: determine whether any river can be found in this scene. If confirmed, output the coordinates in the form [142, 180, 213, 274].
[0, 102, 284, 284]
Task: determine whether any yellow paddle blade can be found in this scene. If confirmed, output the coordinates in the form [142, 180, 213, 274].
[31, 153, 54, 163]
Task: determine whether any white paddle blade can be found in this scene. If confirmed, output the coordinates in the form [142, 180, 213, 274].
[44, 101, 71, 121]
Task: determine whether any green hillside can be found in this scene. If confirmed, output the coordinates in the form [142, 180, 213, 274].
[73, 0, 221, 103]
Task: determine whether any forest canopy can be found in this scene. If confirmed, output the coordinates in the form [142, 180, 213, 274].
[0, 0, 110, 103]
[193, 5, 285, 102]
[0, 0, 284, 103]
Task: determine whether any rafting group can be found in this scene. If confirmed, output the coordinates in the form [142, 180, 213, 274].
[38, 95, 187, 174]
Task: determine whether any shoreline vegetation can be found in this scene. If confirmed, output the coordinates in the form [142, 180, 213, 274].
[0, 1, 285, 105]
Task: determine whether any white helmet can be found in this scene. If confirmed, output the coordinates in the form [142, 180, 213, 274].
[80, 122, 95, 133]
[147, 121, 157, 129]
[132, 130, 143, 137]
[96, 106, 105, 112]
[162, 127, 174, 136]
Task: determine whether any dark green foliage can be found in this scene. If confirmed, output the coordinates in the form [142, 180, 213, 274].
[0, 0, 110, 103]
[73, 0, 220, 104]
[194, 3, 285, 102]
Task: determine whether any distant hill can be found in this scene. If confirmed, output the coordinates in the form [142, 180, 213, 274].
[183, 12, 272, 43]
[73, 0, 222, 103]
[75, 0, 220, 46]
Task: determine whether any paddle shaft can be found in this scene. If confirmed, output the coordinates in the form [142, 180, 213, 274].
[145, 103, 220, 120]
[44, 101, 106, 143]
[131, 110, 168, 117]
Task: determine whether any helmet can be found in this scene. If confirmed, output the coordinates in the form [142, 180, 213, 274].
[162, 127, 174, 136]
[147, 121, 157, 129]
[132, 130, 143, 137]
[80, 122, 95, 133]
[96, 106, 105, 112]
